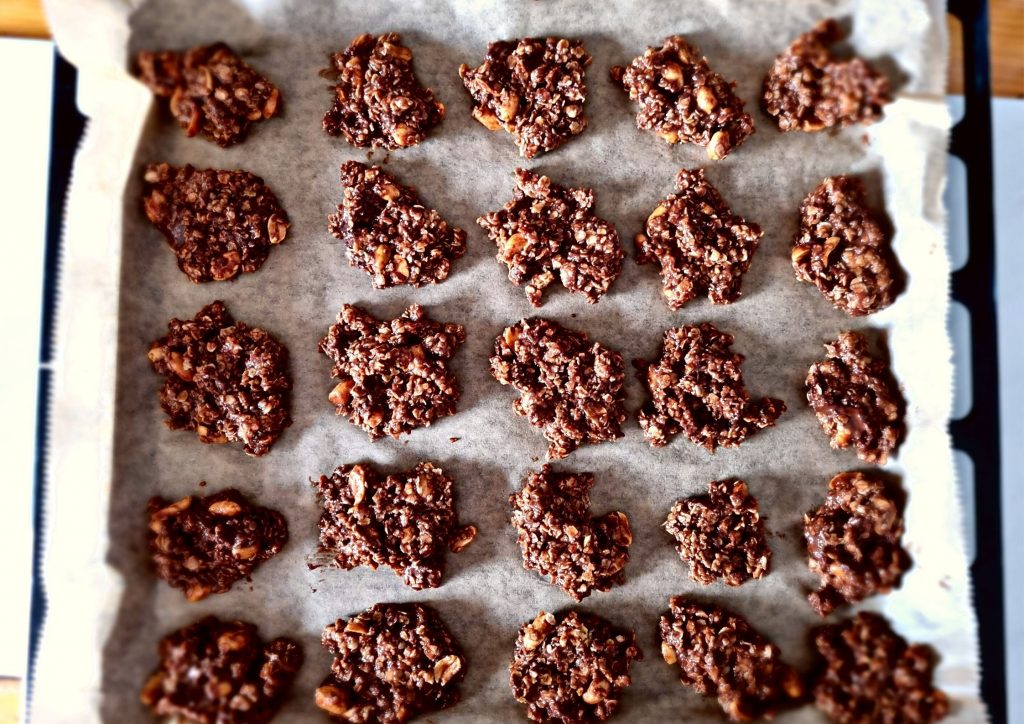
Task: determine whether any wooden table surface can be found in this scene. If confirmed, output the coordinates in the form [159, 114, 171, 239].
[0, 0, 1020, 720]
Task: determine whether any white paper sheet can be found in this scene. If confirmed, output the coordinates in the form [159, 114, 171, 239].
[34, 0, 985, 721]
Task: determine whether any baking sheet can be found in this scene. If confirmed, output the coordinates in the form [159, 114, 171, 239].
[34, 0, 985, 721]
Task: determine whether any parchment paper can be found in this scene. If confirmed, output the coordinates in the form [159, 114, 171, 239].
[34, 0, 986, 721]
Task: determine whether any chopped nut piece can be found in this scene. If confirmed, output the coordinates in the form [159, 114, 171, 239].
[490, 318, 626, 459]
[148, 488, 287, 601]
[141, 616, 302, 724]
[318, 603, 466, 723]
[478, 168, 623, 306]
[311, 462, 475, 589]
[660, 598, 804, 721]
[323, 33, 444, 149]
[148, 301, 291, 457]
[510, 610, 641, 723]
[804, 471, 910, 616]
[135, 43, 281, 146]
[142, 163, 288, 283]
[763, 19, 891, 132]
[813, 613, 948, 723]
[328, 161, 466, 288]
[806, 331, 904, 463]
[793, 176, 899, 316]
[664, 479, 771, 586]
[637, 323, 785, 450]
[460, 37, 591, 158]
[319, 304, 465, 440]
[636, 169, 763, 309]
[611, 36, 754, 158]
[510, 465, 631, 600]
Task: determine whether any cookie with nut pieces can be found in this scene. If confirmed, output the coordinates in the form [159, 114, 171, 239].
[510, 465, 632, 600]
[478, 168, 623, 306]
[460, 37, 591, 158]
[329, 161, 466, 288]
[141, 616, 302, 724]
[147, 301, 291, 457]
[310, 461, 476, 589]
[490, 318, 627, 459]
[147, 488, 288, 602]
[664, 479, 771, 586]
[315, 603, 466, 723]
[142, 163, 289, 283]
[319, 304, 465, 440]
[136, 42, 281, 146]
[611, 35, 754, 159]
[510, 610, 642, 723]
[323, 32, 444, 149]
[637, 168, 763, 309]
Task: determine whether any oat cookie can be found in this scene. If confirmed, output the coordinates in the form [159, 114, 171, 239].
[460, 37, 590, 158]
[510, 610, 642, 723]
[813, 613, 949, 723]
[510, 465, 632, 600]
[319, 304, 464, 440]
[311, 462, 476, 589]
[147, 301, 291, 457]
[141, 616, 302, 724]
[637, 169, 763, 309]
[328, 161, 466, 288]
[792, 175, 898, 316]
[136, 43, 281, 146]
[142, 163, 289, 283]
[637, 323, 785, 450]
[763, 19, 891, 132]
[478, 168, 622, 306]
[659, 598, 804, 721]
[806, 331, 904, 463]
[490, 318, 627, 459]
[664, 479, 770, 586]
[804, 471, 910, 616]
[316, 603, 466, 723]
[611, 35, 754, 159]
[323, 32, 444, 149]
[147, 488, 288, 602]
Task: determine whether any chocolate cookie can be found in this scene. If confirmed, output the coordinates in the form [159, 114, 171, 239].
[147, 301, 291, 457]
[792, 176, 898, 316]
[510, 610, 642, 723]
[510, 465, 632, 600]
[311, 462, 476, 589]
[460, 37, 590, 158]
[141, 616, 302, 724]
[611, 35, 754, 159]
[136, 43, 281, 146]
[813, 613, 948, 723]
[804, 471, 910, 616]
[142, 163, 289, 283]
[319, 304, 464, 440]
[664, 479, 770, 586]
[490, 318, 627, 459]
[659, 598, 804, 721]
[637, 169, 763, 309]
[323, 33, 444, 149]
[478, 168, 622, 306]
[763, 19, 891, 132]
[328, 161, 466, 288]
[637, 323, 785, 450]
[805, 331, 904, 463]
[148, 488, 288, 601]
[315, 603, 466, 723]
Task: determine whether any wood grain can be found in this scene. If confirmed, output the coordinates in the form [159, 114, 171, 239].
[0, 0, 48, 39]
